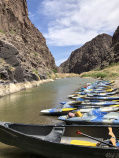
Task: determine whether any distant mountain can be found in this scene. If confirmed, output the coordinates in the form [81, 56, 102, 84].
[60, 33, 112, 74]
[0, 0, 57, 83]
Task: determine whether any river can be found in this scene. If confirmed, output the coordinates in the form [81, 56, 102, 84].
[0, 77, 96, 158]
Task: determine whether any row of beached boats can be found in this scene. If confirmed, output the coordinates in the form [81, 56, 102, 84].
[41, 80, 119, 126]
[1, 80, 119, 158]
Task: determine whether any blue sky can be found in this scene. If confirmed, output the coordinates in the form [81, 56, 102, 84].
[27, 0, 119, 66]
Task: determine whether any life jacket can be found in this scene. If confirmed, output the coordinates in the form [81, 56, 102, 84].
[75, 111, 83, 117]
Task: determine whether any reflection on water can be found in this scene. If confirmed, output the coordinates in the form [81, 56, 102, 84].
[0, 77, 96, 158]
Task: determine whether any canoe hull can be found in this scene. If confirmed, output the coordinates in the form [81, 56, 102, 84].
[0, 122, 119, 158]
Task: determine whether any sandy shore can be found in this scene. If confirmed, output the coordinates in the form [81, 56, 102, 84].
[113, 78, 119, 89]
[0, 79, 54, 97]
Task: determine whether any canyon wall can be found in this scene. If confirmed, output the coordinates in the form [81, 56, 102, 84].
[60, 34, 112, 74]
[0, 0, 57, 83]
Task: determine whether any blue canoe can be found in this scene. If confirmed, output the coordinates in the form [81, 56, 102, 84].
[68, 91, 119, 99]
[76, 98, 118, 106]
[85, 96, 119, 101]
[40, 103, 78, 115]
[58, 109, 119, 125]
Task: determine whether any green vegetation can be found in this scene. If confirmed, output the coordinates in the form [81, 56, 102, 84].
[0, 29, 4, 34]
[9, 29, 15, 34]
[108, 72, 119, 78]
[94, 68, 101, 71]
[52, 69, 58, 73]
[32, 69, 40, 80]
[55, 73, 59, 78]
[34, 52, 38, 57]
[33, 69, 38, 74]
[80, 63, 119, 79]
[46, 73, 51, 79]
[9, 66, 15, 71]
[81, 72, 108, 79]
[107, 62, 119, 68]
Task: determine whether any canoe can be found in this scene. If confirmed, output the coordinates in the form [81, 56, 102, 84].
[61, 100, 119, 107]
[68, 91, 119, 99]
[0, 121, 119, 158]
[87, 91, 119, 97]
[83, 88, 118, 94]
[71, 92, 119, 100]
[41, 100, 118, 115]
[60, 100, 82, 105]
[58, 110, 119, 125]
[85, 96, 119, 101]
[41, 107, 77, 115]
[80, 101, 118, 106]
[41, 103, 119, 116]
[76, 98, 118, 106]
[40, 100, 84, 115]
[73, 106, 119, 113]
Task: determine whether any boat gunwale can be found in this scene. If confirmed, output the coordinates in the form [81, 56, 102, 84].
[0, 122, 119, 151]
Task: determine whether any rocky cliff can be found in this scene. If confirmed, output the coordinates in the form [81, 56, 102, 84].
[0, 0, 57, 83]
[60, 34, 112, 74]
[110, 26, 119, 62]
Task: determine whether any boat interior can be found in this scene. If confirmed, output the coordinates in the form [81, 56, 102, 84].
[6, 123, 119, 148]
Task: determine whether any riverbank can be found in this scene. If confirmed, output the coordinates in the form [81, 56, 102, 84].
[0, 79, 54, 97]
[80, 63, 119, 80]
[113, 78, 119, 89]
[0, 73, 80, 97]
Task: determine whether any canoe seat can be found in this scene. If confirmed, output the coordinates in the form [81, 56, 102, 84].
[70, 140, 97, 146]
[44, 127, 65, 143]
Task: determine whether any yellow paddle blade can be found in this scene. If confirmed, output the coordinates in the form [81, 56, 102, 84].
[106, 89, 113, 92]
[62, 108, 77, 111]
[110, 105, 119, 107]
[112, 100, 119, 102]
[70, 140, 97, 147]
[109, 80, 115, 84]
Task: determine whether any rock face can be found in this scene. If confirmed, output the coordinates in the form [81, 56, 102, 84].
[60, 34, 112, 74]
[0, 0, 57, 82]
[110, 26, 119, 62]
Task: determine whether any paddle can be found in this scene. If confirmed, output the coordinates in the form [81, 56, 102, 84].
[76, 130, 118, 148]
[110, 105, 119, 107]
[62, 108, 77, 111]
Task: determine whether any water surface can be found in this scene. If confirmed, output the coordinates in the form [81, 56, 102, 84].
[0, 77, 96, 158]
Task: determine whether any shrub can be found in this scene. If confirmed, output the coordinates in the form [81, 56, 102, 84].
[93, 72, 107, 78]
[81, 72, 108, 79]
[109, 73, 119, 78]
[33, 69, 38, 74]
[52, 69, 58, 73]
[0, 29, 4, 34]
[107, 62, 119, 68]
